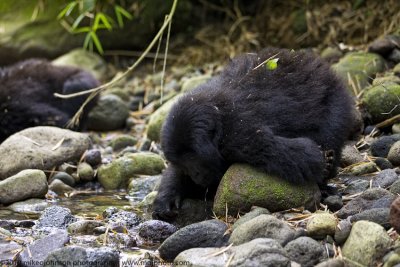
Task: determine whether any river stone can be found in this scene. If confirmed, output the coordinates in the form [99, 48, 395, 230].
[350, 208, 391, 229]
[84, 149, 102, 166]
[334, 219, 352, 245]
[7, 198, 49, 214]
[146, 95, 179, 142]
[229, 214, 295, 246]
[322, 195, 343, 211]
[44, 246, 119, 267]
[232, 207, 270, 230]
[37, 206, 77, 229]
[343, 179, 369, 194]
[340, 144, 364, 166]
[110, 135, 137, 151]
[49, 179, 75, 195]
[368, 35, 400, 57]
[342, 220, 392, 266]
[181, 74, 212, 93]
[373, 75, 400, 86]
[67, 220, 105, 235]
[342, 161, 378, 176]
[371, 134, 400, 157]
[77, 162, 94, 182]
[332, 52, 386, 95]
[306, 212, 337, 239]
[337, 188, 396, 218]
[87, 94, 129, 131]
[18, 229, 69, 267]
[0, 127, 91, 180]
[213, 164, 321, 215]
[393, 123, 400, 134]
[375, 157, 393, 170]
[0, 170, 48, 205]
[362, 83, 400, 123]
[174, 238, 290, 267]
[128, 175, 161, 199]
[97, 152, 165, 189]
[138, 220, 177, 242]
[284, 236, 325, 266]
[104, 209, 141, 230]
[388, 141, 400, 166]
[0, 239, 21, 263]
[50, 172, 75, 187]
[158, 219, 228, 262]
[52, 49, 107, 81]
[390, 196, 400, 233]
[315, 259, 345, 267]
[372, 169, 399, 188]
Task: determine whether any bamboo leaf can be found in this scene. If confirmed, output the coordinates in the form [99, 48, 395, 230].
[93, 12, 112, 31]
[57, 1, 77, 19]
[72, 13, 86, 29]
[83, 31, 92, 49]
[265, 58, 279, 70]
[90, 31, 104, 54]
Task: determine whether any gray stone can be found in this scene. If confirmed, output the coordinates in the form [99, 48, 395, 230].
[67, 220, 105, 235]
[7, 199, 49, 214]
[84, 149, 102, 166]
[50, 172, 75, 187]
[0, 169, 48, 204]
[229, 214, 295, 246]
[284, 237, 325, 267]
[323, 195, 343, 211]
[49, 179, 75, 195]
[128, 175, 161, 200]
[232, 207, 270, 230]
[372, 169, 399, 188]
[0, 239, 22, 264]
[368, 35, 400, 56]
[350, 208, 391, 229]
[314, 259, 345, 267]
[77, 162, 94, 182]
[110, 135, 137, 151]
[390, 179, 400, 194]
[0, 126, 91, 180]
[104, 209, 141, 230]
[375, 157, 394, 170]
[306, 212, 337, 239]
[334, 219, 352, 245]
[138, 220, 177, 242]
[342, 220, 392, 266]
[343, 179, 369, 194]
[158, 219, 228, 262]
[388, 141, 400, 166]
[37, 206, 77, 229]
[370, 134, 400, 157]
[342, 162, 378, 176]
[340, 144, 364, 167]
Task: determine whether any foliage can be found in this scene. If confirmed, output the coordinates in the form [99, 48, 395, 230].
[57, 0, 133, 54]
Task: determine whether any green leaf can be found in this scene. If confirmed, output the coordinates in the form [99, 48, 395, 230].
[72, 26, 91, 33]
[57, 1, 77, 20]
[265, 58, 279, 70]
[82, 0, 96, 13]
[83, 31, 92, 50]
[93, 12, 112, 31]
[114, 5, 133, 27]
[72, 13, 86, 29]
[90, 31, 104, 54]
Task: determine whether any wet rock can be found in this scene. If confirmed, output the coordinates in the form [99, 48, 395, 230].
[214, 164, 320, 216]
[37, 206, 77, 229]
[44, 246, 119, 267]
[284, 236, 325, 267]
[337, 188, 396, 218]
[128, 175, 161, 200]
[67, 220, 105, 235]
[103, 209, 141, 230]
[368, 35, 400, 57]
[340, 144, 364, 166]
[50, 172, 75, 187]
[314, 259, 345, 267]
[342, 220, 392, 266]
[138, 220, 177, 242]
[110, 135, 137, 151]
[322, 195, 343, 211]
[7, 199, 49, 214]
[232, 207, 270, 231]
[97, 232, 136, 248]
[84, 149, 102, 166]
[174, 238, 290, 267]
[77, 162, 94, 182]
[372, 169, 399, 188]
[333, 52, 386, 94]
[137, 191, 157, 209]
[181, 74, 211, 93]
[229, 214, 295, 246]
[350, 208, 390, 229]
[375, 157, 393, 170]
[343, 178, 369, 194]
[18, 229, 69, 267]
[158, 219, 228, 262]
[87, 94, 129, 131]
[390, 196, 400, 233]
[306, 212, 337, 239]
[334, 219, 352, 245]
[49, 179, 75, 195]
[371, 134, 400, 157]
[97, 152, 165, 190]
[0, 239, 21, 263]
[0, 126, 90, 180]
[0, 169, 48, 205]
[388, 141, 400, 166]
[52, 49, 107, 81]
[342, 162, 378, 176]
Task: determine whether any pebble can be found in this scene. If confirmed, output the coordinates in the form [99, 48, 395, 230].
[50, 172, 75, 187]
[84, 149, 102, 166]
[370, 134, 400, 158]
[372, 169, 399, 188]
[322, 195, 343, 211]
[285, 236, 326, 267]
[390, 196, 400, 233]
[77, 162, 94, 182]
[37, 206, 77, 229]
[49, 179, 75, 195]
[334, 219, 352, 245]
[138, 220, 177, 242]
[232, 207, 270, 230]
[350, 208, 391, 229]
[388, 141, 400, 165]
[306, 212, 337, 239]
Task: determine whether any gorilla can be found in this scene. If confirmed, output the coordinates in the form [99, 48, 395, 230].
[0, 59, 99, 142]
[153, 47, 354, 220]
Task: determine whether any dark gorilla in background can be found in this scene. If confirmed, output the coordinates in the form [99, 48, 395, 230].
[153, 48, 354, 220]
[0, 59, 99, 142]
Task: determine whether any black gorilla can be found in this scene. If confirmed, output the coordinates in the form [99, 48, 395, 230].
[153, 48, 354, 220]
[0, 59, 99, 142]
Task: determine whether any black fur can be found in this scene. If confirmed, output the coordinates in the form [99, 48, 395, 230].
[0, 59, 99, 142]
[153, 48, 354, 220]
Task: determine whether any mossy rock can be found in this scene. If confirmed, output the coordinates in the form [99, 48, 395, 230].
[110, 135, 137, 151]
[181, 75, 211, 93]
[332, 52, 386, 95]
[213, 164, 321, 216]
[361, 82, 400, 123]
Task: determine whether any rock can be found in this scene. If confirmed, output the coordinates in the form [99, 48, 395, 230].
[388, 141, 400, 165]
[110, 135, 137, 151]
[393, 123, 400, 134]
[390, 196, 400, 233]
[18, 229, 69, 267]
[342, 220, 392, 266]
[213, 164, 321, 215]
[77, 162, 94, 182]
[128, 175, 161, 200]
[375, 157, 394, 170]
[229, 214, 295, 246]
[383, 251, 400, 267]
[334, 219, 352, 245]
[368, 35, 400, 57]
[340, 144, 364, 167]
[84, 149, 102, 166]
[97, 232, 136, 248]
[181, 74, 212, 93]
[50, 172, 75, 187]
[320, 47, 343, 63]
[284, 237, 325, 267]
[7, 199, 49, 214]
[232, 207, 270, 231]
[333, 52, 386, 94]
[37, 206, 77, 229]
[372, 169, 399, 188]
[67, 220, 105, 235]
[395, 63, 400, 75]
[44, 246, 119, 267]
[351, 208, 391, 229]
[103, 209, 141, 230]
[0, 126, 90, 180]
[337, 188, 396, 218]
[137, 191, 157, 209]
[322, 195, 343, 211]
[1, 169, 48, 206]
[138, 220, 177, 242]
[146, 96, 179, 142]
[388, 49, 400, 63]
[97, 152, 165, 189]
[371, 134, 400, 157]
[314, 259, 345, 267]
[342, 162, 378, 176]
[390, 179, 400, 194]
[373, 75, 400, 85]
[52, 49, 107, 81]
[306, 212, 337, 239]
[362, 83, 400, 123]
[343, 179, 369, 194]
[174, 238, 290, 267]
[158, 219, 228, 262]
[87, 94, 129, 131]
[0, 239, 21, 263]
[49, 179, 75, 195]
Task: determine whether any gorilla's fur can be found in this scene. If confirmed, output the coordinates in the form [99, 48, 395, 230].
[0, 59, 99, 142]
[153, 48, 354, 220]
